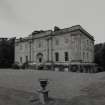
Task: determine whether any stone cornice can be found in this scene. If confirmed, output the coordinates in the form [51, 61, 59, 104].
[15, 25, 94, 43]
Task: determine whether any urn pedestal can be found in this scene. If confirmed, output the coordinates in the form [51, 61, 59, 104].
[38, 89, 49, 104]
[38, 79, 49, 104]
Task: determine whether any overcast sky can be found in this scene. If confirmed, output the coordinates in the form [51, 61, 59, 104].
[0, 0, 105, 43]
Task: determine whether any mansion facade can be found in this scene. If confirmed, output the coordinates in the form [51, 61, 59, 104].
[15, 25, 95, 72]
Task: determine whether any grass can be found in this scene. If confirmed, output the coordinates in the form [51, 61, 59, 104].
[0, 69, 105, 105]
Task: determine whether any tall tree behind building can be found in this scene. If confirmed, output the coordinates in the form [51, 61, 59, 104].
[95, 43, 105, 69]
[0, 38, 15, 68]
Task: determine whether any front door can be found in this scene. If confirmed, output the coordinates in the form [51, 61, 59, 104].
[36, 53, 43, 63]
[39, 58, 42, 63]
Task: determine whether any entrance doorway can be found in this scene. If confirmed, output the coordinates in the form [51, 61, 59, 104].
[39, 58, 42, 63]
[36, 53, 43, 63]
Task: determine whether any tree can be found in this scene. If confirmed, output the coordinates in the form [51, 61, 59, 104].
[94, 43, 105, 69]
[0, 38, 15, 68]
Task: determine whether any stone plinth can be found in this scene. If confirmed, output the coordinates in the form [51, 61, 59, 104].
[38, 89, 49, 104]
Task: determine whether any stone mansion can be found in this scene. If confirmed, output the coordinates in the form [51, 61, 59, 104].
[15, 25, 95, 72]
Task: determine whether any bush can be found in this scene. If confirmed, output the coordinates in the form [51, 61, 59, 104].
[71, 65, 78, 72]
[21, 62, 28, 69]
[97, 66, 104, 72]
[38, 65, 44, 70]
[12, 63, 20, 69]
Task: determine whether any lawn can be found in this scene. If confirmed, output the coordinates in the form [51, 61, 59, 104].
[0, 69, 105, 105]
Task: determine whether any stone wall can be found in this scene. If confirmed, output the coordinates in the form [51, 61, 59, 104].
[80, 32, 94, 63]
[15, 40, 30, 65]
[15, 26, 94, 65]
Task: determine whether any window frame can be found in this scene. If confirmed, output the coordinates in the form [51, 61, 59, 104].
[55, 52, 59, 61]
[65, 52, 69, 61]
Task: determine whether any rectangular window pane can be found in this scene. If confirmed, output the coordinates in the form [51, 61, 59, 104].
[55, 52, 59, 61]
[65, 52, 69, 61]
[20, 57, 22, 63]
